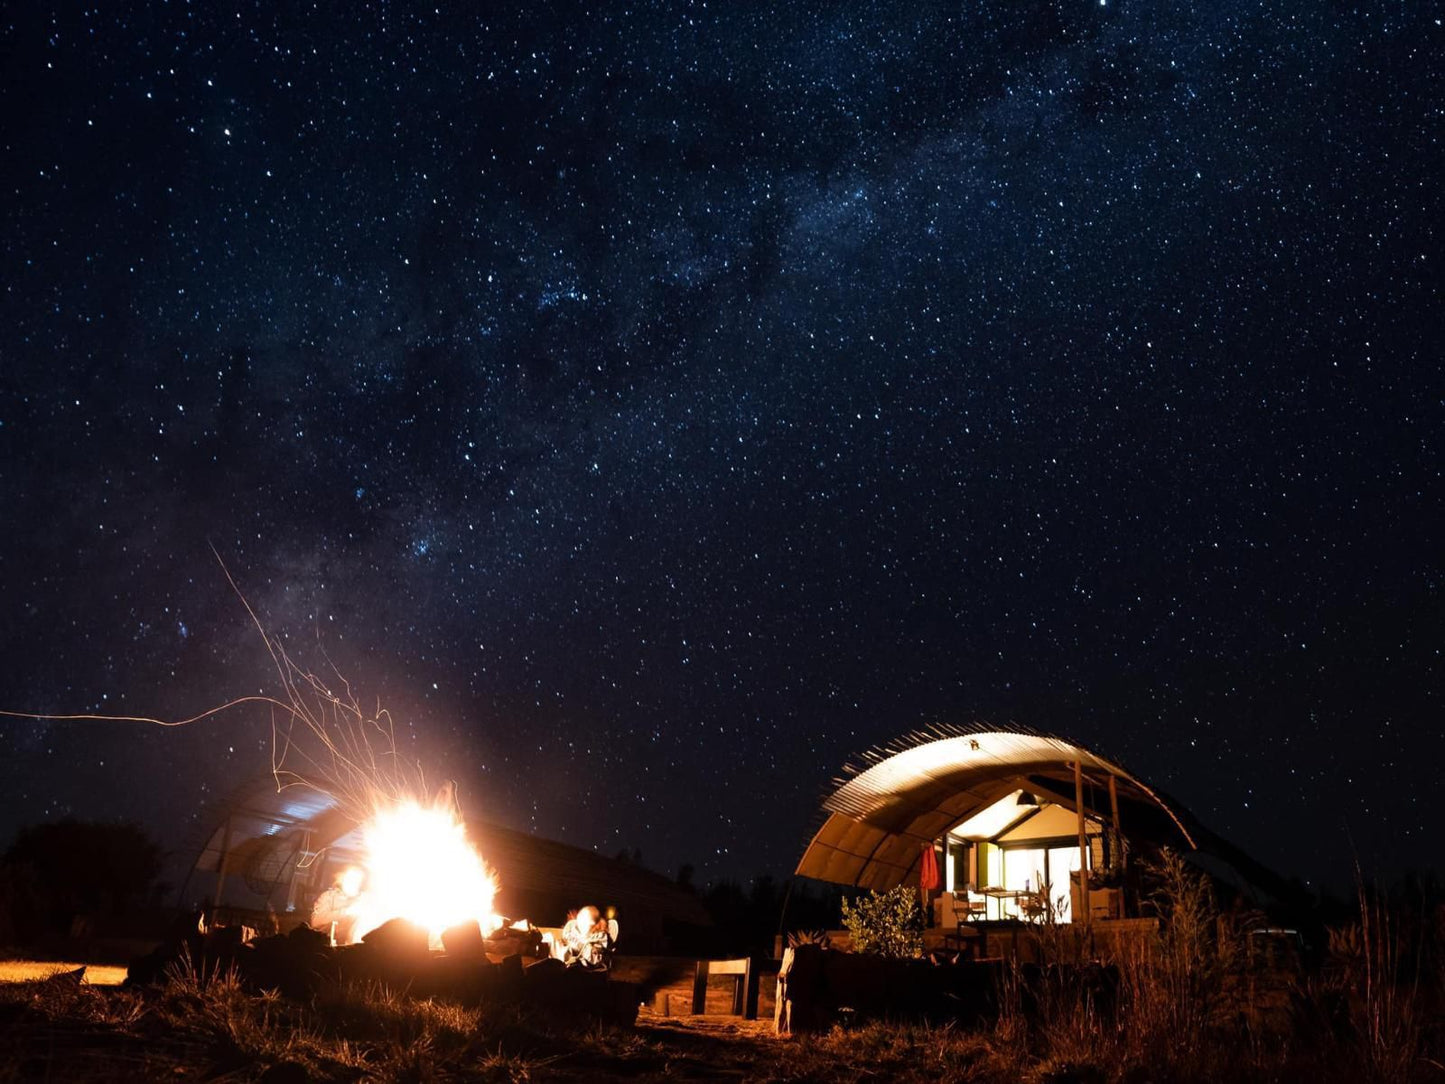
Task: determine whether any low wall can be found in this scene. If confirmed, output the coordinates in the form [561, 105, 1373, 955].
[774, 945, 1003, 1035]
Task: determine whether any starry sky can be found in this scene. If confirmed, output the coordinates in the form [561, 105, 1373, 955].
[1, 2, 1440, 893]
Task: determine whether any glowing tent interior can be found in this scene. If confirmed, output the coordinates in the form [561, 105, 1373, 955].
[795, 725, 1291, 924]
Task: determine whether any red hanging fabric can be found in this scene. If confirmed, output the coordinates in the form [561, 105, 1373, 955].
[919, 842, 942, 891]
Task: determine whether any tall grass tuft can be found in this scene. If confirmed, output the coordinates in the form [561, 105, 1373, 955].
[1298, 873, 1433, 1084]
[995, 850, 1444, 1083]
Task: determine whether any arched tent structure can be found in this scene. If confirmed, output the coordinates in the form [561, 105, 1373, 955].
[795, 725, 1290, 919]
[186, 776, 710, 952]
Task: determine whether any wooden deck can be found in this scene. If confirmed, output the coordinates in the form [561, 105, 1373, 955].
[921, 916, 1159, 962]
[805, 917, 1159, 963]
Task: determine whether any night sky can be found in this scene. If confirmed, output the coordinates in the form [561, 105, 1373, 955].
[1, 2, 1440, 894]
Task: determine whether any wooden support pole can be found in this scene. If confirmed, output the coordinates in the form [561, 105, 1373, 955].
[214, 814, 234, 910]
[1074, 760, 1091, 929]
[1108, 773, 1124, 870]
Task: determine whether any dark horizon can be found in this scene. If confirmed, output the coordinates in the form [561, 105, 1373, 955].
[1, 2, 1440, 894]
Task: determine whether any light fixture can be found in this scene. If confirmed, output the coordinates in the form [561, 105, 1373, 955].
[1016, 791, 1039, 808]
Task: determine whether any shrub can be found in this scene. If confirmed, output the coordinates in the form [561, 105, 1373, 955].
[2, 820, 162, 941]
[839, 886, 923, 959]
[787, 928, 832, 950]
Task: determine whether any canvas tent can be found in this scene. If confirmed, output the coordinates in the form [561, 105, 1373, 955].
[187, 775, 709, 952]
[794, 724, 1293, 916]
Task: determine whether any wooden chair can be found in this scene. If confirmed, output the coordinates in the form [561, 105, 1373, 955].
[1020, 875, 1052, 923]
[1020, 892, 1050, 923]
[943, 892, 986, 958]
[953, 892, 986, 925]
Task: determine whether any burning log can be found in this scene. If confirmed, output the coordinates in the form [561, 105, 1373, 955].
[486, 918, 546, 960]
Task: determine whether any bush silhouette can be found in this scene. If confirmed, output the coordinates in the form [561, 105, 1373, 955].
[2, 819, 162, 939]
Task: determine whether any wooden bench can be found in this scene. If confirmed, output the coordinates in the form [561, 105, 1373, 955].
[692, 957, 757, 1018]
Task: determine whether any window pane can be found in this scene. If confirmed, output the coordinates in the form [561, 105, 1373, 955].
[1047, 845, 1082, 922]
[1002, 847, 1045, 919]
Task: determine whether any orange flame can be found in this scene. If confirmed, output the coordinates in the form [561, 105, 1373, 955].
[341, 798, 498, 946]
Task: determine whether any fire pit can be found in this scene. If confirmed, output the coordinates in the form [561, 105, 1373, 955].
[128, 913, 640, 1025]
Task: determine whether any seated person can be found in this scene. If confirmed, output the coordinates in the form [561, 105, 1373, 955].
[309, 868, 362, 945]
[558, 904, 616, 969]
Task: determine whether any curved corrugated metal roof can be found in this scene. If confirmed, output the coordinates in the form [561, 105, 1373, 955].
[795, 727, 1198, 891]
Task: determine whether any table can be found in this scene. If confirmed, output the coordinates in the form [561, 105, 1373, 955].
[978, 886, 1026, 920]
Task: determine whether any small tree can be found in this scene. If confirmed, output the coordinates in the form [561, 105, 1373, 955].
[839, 885, 923, 959]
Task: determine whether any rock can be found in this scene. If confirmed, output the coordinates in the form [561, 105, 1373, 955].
[491, 951, 526, 1002]
[361, 917, 430, 961]
[246, 930, 336, 998]
[205, 924, 251, 955]
[428, 953, 496, 1004]
[288, 923, 331, 951]
[334, 941, 383, 985]
[521, 956, 608, 1017]
[442, 920, 485, 958]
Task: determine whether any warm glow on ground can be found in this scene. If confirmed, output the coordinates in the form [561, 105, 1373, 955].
[342, 799, 498, 946]
[0, 961, 128, 985]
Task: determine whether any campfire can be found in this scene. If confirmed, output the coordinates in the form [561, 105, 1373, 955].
[7, 559, 634, 1024]
[312, 793, 504, 949]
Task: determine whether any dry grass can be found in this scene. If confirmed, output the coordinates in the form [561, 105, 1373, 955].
[3, 860, 1442, 1083]
[983, 853, 1445, 1084]
[1, 959, 1440, 1083]
[0, 967, 1032, 1082]
[0, 963, 808, 1082]
[0, 965, 562, 1082]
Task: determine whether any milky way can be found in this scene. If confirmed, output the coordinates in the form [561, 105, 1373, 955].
[1, 2, 1440, 888]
